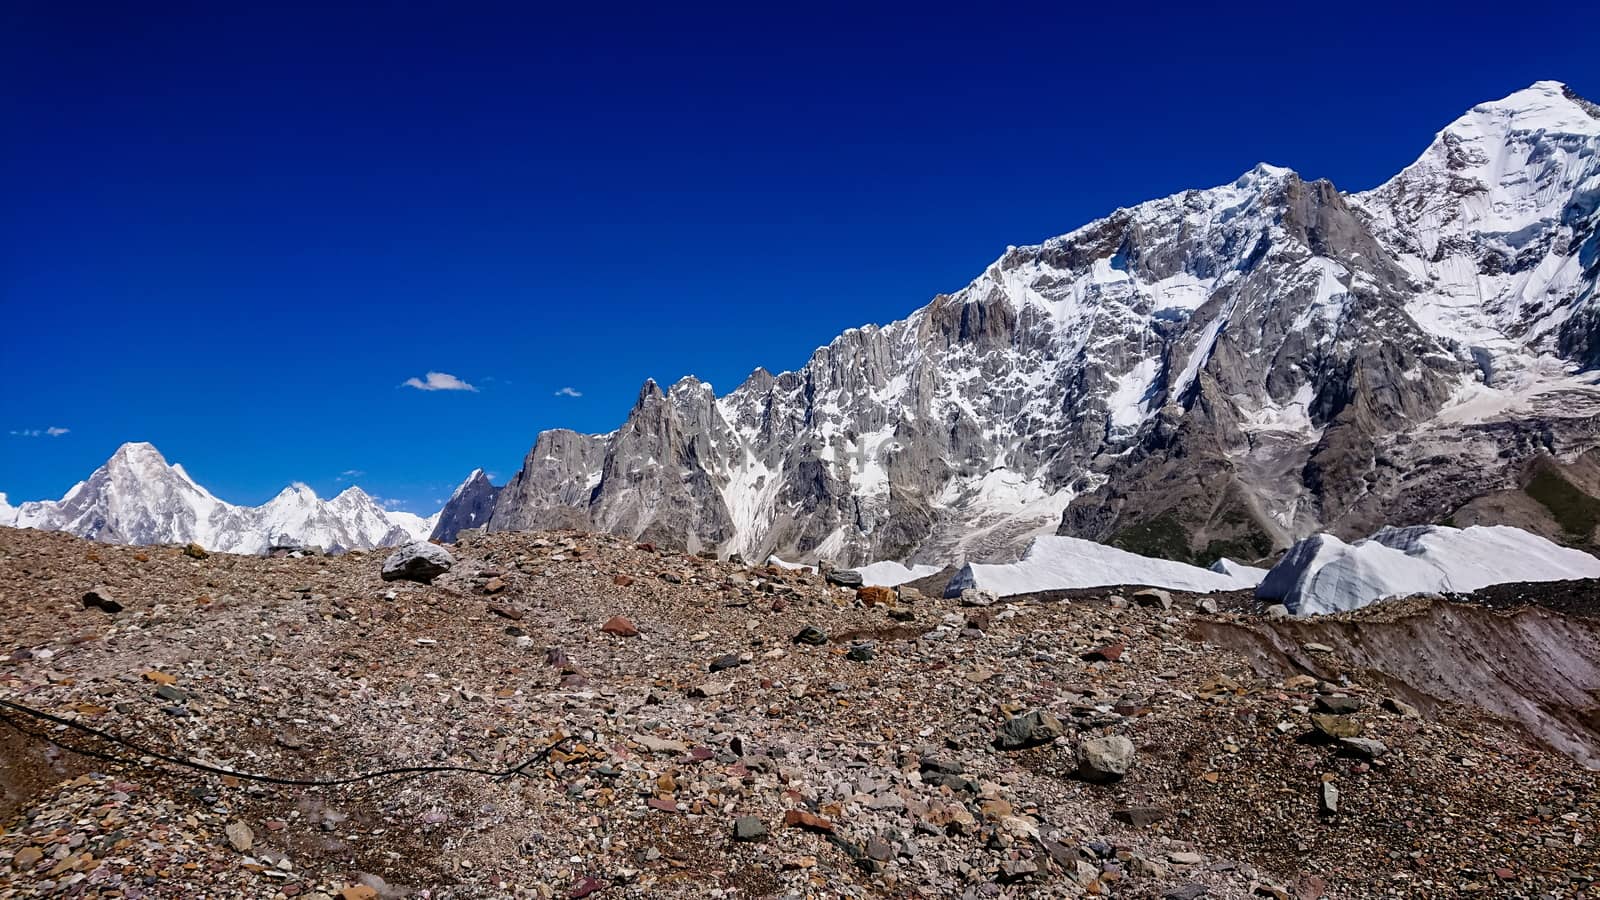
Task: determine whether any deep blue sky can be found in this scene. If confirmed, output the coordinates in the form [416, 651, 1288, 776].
[3, 2, 1596, 512]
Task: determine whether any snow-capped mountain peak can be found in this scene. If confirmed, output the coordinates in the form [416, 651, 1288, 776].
[2, 443, 439, 554]
[447, 82, 1600, 569]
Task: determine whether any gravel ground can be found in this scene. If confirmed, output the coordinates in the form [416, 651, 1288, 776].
[1, 526, 1597, 898]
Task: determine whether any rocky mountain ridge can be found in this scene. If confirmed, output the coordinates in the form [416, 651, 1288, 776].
[441, 81, 1600, 566]
[1, 442, 435, 554]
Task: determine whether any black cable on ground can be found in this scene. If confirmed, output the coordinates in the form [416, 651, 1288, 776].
[0, 696, 571, 786]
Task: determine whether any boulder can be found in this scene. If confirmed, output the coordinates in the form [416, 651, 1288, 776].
[731, 816, 768, 841]
[825, 569, 863, 588]
[81, 586, 123, 614]
[601, 616, 640, 637]
[1076, 735, 1135, 782]
[1132, 588, 1172, 610]
[1313, 694, 1363, 714]
[993, 709, 1065, 750]
[1338, 737, 1389, 759]
[959, 588, 998, 607]
[856, 585, 895, 606]
[1310, 713, 1362, 739]
[1112, 805, 1166, 828]
[379, 541, 455, 584]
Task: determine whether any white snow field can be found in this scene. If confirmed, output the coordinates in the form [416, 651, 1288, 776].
[1258, 525, 1600, 615]
[944, 534, 1266, 598]
[853, 560, 943, 587]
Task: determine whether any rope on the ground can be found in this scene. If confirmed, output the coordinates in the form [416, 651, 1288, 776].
[0, 696, 570, 786]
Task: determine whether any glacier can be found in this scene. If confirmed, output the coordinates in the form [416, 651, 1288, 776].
[1258, 524, 1600, 616]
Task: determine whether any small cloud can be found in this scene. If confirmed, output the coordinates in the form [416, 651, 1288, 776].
[9, 427, 69, 438]
[402, 371, 478, 392]
[554, 386, 583, 398]
[46, 427, 69, 437]
[337, 469, 366, 481]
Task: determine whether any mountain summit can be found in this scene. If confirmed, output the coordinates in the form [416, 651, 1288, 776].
[433, 82, 1600, 567]
[2, 443, 435, 554]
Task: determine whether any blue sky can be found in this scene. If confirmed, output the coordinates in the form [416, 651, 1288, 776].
[3, 2, 1597, 512]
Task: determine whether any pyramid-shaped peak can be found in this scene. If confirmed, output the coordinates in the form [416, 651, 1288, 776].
[1454, 80, 1600, 135]
[274, 482, 320, 501]
[109, 441, 167, 464]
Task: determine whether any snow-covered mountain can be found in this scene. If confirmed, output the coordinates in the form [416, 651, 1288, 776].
[429, 81, 1600, 566]
[1, 442, 436, 554]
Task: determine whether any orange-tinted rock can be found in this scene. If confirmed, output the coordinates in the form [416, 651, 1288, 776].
[856, 586, 895, 607]
[601, 615, 639, 637]
[783, 809, 835, 833]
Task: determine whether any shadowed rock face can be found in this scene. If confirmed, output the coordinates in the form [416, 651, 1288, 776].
[471, 84, 1600, 567]
[430, 469, 500, 543]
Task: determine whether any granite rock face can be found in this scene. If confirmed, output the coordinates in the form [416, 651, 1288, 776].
[459, 83, 1600, 566]
[430, 469, 501, 543]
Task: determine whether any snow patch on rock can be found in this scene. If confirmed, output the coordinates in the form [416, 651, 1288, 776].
[853, 560, 943, 588]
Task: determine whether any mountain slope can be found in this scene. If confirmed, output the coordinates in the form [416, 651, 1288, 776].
[429, 469, 500, 542]
[433, 82, 1600, 566]
[1, 443, 434, 554]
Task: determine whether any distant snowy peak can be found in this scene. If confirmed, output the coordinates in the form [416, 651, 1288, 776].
[385, 510, 440, 541]
[1354, 80, 1600, 355]
[2, 442, 439, 554]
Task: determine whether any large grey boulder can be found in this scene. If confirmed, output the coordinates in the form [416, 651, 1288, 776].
[1076, 735, 1135, 783]
[381, 541, 455, 584]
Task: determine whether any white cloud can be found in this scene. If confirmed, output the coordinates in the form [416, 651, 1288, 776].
[337, 469, 366, 481]
[554, 386, 583, 398]
[10, 427, 69, 438]
[46, 427, 69, 437]
[402, 371, 478, 392]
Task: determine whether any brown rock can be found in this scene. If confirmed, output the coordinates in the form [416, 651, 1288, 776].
[483, 577, 507, 594]
[856, 586, 895, 607]
[13, 846, 42, 869]
[613, 574, 635, 587]
[338, 887, 379, 900]
[783, 809, 835, 833]
[1082, 642, 1124, 662]
[1310, 713, 1362, 739]
[601, 615, 639, 637]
